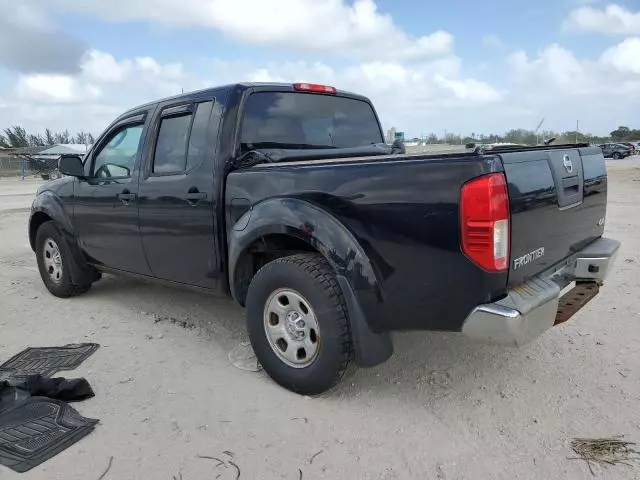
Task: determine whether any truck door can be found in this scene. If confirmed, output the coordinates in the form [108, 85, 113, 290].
[137, 94, 221, 288]
[73, 111, 152, 274]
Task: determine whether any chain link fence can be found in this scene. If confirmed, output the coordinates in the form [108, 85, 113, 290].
[0, 155, 61, 179]
[0, 156, 25, 177]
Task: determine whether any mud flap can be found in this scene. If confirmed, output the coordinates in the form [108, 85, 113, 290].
[337, 276, 393, 367]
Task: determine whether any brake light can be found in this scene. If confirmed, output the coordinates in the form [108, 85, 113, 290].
[461, 173, 510, 272]
[293, 83, 337, 94]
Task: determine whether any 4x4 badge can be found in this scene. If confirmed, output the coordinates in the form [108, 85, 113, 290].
[563, 154, 573, 174]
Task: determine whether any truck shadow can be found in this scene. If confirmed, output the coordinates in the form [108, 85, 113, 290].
[89, 273, 577, 408]
[88, 274, 247, 343]
[331, 330, 574, 408]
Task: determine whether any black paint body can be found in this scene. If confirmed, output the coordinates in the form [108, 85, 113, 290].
[29, 83, 608, 340]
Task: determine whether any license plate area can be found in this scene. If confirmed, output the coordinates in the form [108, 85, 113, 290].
[554, 282, 600, 325]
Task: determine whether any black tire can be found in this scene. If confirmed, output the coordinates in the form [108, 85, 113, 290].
[245, 253, 353, 395]
[35, 222, 92, 298]
[612, 152, 622, 160]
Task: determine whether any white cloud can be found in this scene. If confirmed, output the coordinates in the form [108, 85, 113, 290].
[8, 37, 640, 138]
[16, 74, 101, 103]
[507, 45, 592, 93]
[434, 76, 502, 102]
[81, 50, 186, 87]
[51, 0, 453, 60]
[81, 50, 128, 83]
[17, 51, 192, 107]
[507, 41, 640, 96]
[4, 36, 640, 139]
[505, 41, 640, 133]
[600, 37, 640, 73]
[2, 46, 503, 136]
[563, 4, 640, 35]
[205, 56, 504, 135]
[5, 49, 205, 133]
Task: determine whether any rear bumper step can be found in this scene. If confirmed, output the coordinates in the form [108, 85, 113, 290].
[554, 282, 599, 325]
[461, 237, 620, 346]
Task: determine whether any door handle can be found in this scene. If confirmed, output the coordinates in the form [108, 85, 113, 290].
[185, 188, 207, 206]
[117, 190, 136, 204]
[185, 192, 207, 200]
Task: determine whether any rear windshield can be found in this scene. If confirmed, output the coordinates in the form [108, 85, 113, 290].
[241, 92, 383, 149]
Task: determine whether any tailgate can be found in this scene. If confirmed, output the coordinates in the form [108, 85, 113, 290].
[501, 146, 607, 287]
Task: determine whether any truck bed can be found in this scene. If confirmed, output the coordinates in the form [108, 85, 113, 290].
[227, 144, 608, 334]
[227, 152, 507, 333]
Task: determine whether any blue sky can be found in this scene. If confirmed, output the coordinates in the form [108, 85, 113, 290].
[1, 0, 639, 137]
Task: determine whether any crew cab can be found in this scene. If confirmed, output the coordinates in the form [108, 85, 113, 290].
[29, 82, 620, 394]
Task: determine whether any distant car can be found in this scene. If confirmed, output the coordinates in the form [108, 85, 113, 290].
[624, 142, 640, 154]
[599, 143, 632, 159]
[465, 142, 527, 153]
[620, 142, 637, 155]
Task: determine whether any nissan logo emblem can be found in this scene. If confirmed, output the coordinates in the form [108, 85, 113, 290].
[563, 154, 573, 174]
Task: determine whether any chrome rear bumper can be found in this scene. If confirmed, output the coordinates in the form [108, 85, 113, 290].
[461, 237, 620, 346]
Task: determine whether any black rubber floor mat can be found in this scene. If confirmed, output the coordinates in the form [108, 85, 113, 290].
[0, 397, 98, 472]
[0, 344, 99, 381]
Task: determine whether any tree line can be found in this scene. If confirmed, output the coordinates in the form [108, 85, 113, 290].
[2, 124, 639, 150]
[411, 125, 640, 145]
[0, 126, 95, 149]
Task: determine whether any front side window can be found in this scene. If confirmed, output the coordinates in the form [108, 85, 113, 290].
[240, 92, 383, 150]
[92, 124, 144, 178]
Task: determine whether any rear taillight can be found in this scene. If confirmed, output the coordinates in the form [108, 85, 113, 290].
[293, 83, 337, 94]
[461, 173, 510, 272]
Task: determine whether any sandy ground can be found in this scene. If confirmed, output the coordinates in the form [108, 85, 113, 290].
[0, 178, 44, 213]
[1, 159, 640, 480]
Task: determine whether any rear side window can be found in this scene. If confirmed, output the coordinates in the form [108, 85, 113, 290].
[154, 115, 191, 174]
[240, 92, 383, 149]
[153, 101, 213, 174]
[186, 101, 213, 171]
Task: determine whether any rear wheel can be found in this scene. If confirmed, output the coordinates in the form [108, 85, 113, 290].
[35, 222, 92, 298]
[245, 253, 353, 395]
[612, 152, 622, 160]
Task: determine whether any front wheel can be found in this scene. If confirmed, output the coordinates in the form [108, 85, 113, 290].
[612, 152, 622, 160]
[35, 222, 92, 298]
[245, 253, 353, 395]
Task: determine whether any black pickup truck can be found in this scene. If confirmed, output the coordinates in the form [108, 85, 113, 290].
[29, 82, 620, 394]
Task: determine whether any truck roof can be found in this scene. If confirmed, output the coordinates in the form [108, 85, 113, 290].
[120, 82, 370, 118]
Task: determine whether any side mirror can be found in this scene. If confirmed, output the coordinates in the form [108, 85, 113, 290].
[391, 139, 405, 155]
[58, 154, 85, 178]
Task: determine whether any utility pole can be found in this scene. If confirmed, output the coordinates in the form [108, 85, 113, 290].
[534, 117, 545, 145]
[576, 120, 579, 144]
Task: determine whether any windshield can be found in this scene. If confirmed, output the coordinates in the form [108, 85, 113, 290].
[240, 92, 383, 150]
